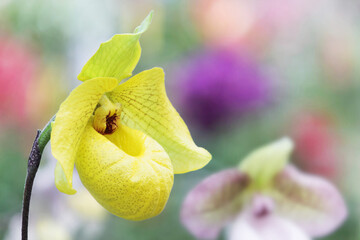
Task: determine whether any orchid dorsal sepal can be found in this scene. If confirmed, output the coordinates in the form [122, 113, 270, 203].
[77, 11, 153, 81]
[238, 137, 294, 189]
[134, 10, 153, 34]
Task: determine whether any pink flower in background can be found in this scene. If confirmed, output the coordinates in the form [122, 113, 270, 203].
[290, 112, 341, 180]
[0, 35, 37, 125]
[192, 0, 256, 48]
[191, 0, 312, 55]
[258, 0, 311, 31]
[181, 138, 347, 240]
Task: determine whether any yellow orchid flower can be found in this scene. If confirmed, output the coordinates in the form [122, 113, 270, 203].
[50, 11, 211, 221]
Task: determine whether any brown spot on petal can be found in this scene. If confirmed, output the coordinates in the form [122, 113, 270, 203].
[104, 112, 120, 135]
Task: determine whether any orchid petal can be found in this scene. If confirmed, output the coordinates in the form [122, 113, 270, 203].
[181, 169, 249, 239]
[108, 67, 211, 173]
[239, 138, 293, 188]
[54, 162, 76, 195]
[270, 165, 347, 237]
[228, 195, 310, 240]
[51, 77, 119, 194]
[228, 209, 310, 240]
[75, 122, 174, 220]
[77, 11, 153, 81]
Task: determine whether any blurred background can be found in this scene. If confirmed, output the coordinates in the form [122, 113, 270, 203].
[0, 0, 359, 239]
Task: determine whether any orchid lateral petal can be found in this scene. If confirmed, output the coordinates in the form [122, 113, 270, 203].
[270, 165, 347, 237]
[181, 169, 249, 239]
[51, 77, 119, 194]
[54, 162, 76, 195]
[77, 11, 153, 81]
[228, 196, 310, 240]
[75, 122, 174, 220]
[239, 138, 293, 188]
[108, 67, 212, 173]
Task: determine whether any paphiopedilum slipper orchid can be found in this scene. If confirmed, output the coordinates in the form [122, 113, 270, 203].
[181, 138, 347, 239]
[50, 11, 211, 221]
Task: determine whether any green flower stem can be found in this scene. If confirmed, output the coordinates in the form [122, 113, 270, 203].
[21, 116, 55, 240]
[38, 115, 55, 152]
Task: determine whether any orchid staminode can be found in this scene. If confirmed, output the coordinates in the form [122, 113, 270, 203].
[50, 11, 211, 221]
[181, 138, 347, 240]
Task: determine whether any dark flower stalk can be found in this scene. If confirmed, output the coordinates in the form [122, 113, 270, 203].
[21, 116, 54, 240]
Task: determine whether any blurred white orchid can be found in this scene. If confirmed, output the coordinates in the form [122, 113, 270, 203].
[181, 138, 347, 240]
[228, 195, 310, 240]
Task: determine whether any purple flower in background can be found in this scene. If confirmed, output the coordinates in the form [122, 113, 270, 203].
[181, 138, 347, 240]
[177, 50, 270, 130]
